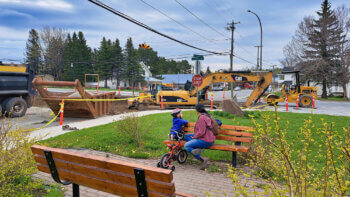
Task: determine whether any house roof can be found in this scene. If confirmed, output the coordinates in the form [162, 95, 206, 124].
[159, 74, 193, 84]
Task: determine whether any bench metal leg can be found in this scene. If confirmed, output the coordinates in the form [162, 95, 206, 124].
[134, 168, 148, 197]
[73, 184, 79, 197]
[232, 151, 237, 168]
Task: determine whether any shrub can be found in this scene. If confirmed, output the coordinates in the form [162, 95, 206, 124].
[0, 117, 41, 196]
[114, 113, 153, 147]
[226, 108, 350, 196]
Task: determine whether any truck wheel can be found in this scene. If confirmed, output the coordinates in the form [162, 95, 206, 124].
[5, 97, 27, 117]
[299, 95, 312, 108]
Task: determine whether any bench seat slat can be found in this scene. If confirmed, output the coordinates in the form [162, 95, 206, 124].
[184, 123, 253, 132]
[33, 155, 175, 195]
[183, 126, 254, 137]
[31, 145, 173, 183]
[163, 140, 249, 152]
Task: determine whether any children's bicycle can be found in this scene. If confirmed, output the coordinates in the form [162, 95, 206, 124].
[157, 131, 188, 171]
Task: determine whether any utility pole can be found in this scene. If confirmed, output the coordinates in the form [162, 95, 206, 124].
[226, 20, 240, 99]
[254, 46, 260, 70]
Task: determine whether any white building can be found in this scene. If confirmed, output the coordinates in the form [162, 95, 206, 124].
[91, 62, 160, 89]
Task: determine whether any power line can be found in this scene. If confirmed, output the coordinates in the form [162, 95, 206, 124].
[202, 0, 228, 23]
[233, 53, 256, 66]
[173, 0, 229, 39]
[87, 0, 223, 55]
[139, 0, 215, 43]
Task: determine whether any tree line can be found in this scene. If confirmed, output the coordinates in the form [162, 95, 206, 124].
[281, 0, 350, 100]
[25, 28, 192, 87]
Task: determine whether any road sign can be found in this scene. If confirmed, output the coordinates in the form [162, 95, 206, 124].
[192, 75, 203, 87]
[191, 54, 204, 61]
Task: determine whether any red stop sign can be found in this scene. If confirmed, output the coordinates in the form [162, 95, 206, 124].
[192, 75, 203, 87]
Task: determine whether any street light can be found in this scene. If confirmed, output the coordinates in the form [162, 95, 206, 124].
[247, 10, 263, 70]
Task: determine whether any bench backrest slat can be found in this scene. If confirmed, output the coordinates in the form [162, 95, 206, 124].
[31, 145, 175, 197]
[183, 122, 254, 144]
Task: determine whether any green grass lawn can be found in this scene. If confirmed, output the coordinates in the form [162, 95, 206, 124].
[40, 110, 350, 171]
[318, 95, 349, 102]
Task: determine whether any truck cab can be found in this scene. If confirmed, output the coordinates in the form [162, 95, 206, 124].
[0, 62, 35, 117]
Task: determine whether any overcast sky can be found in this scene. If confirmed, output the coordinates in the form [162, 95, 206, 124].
[1, 0, 350, 71]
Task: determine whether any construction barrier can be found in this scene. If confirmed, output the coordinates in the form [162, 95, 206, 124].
[286, 97, 289, 111]
[161, 95, 164, 109]
[59, 100, 64, 126]
[210, 93, 214, 110]
[296, 94, 299, 109]
[118, 86, 121, 95]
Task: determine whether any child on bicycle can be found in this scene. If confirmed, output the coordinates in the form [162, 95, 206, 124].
[169, 108, 193, 142]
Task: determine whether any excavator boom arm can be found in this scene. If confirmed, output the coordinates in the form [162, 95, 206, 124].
[189, 72, 273, 107]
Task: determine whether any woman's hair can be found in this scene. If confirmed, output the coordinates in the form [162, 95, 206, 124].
[195, 104, 207, 114]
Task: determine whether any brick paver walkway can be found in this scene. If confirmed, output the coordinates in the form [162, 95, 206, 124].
[34, 149, 268, 197]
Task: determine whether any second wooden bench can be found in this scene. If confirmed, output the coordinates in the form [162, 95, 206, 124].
[163, 122, 254, 167]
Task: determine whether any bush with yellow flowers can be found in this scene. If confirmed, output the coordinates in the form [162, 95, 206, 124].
[226, 108, 350, 196]
[0, 116, 43, 196]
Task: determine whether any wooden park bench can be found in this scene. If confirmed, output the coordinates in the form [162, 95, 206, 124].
[163, 122, 254, 167]
[31, 145, 194, 197]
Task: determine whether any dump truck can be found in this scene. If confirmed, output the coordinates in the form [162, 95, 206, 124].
[0, 63, 35, 117]
[128, 71, 273, 109]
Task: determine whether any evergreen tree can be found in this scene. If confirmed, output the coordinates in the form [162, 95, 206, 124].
[123, 37, 144, 87]
[96, 37, 114, 88]
[111, 39, 124, 86]
[63, 32, 92, 83]
[205, 66, 212, 75]
[302, 0, 346, 98]
[25, 29, 41, 74]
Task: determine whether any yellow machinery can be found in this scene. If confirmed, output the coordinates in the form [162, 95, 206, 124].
[264, 71, 317, 107]
[129, 71, 273, 109]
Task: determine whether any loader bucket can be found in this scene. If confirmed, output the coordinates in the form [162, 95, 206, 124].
[32, 78, 115, 118]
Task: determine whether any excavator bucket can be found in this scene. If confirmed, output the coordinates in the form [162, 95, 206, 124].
[32, 78, 115, 118]
[244, 72, 273, 107]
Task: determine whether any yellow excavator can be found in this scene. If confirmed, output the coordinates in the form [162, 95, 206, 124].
[264, 71, 317, 107]
[128, 71, 273, 109]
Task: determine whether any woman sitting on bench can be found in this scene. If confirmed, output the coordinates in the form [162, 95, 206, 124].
[184, 104, 215, 170]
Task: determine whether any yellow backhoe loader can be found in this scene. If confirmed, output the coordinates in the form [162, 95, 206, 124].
[264, 71, 317, 107]
[128, 71, 273, 109]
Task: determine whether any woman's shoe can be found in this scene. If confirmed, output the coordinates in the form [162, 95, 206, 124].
[200, 156, 208, 170]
